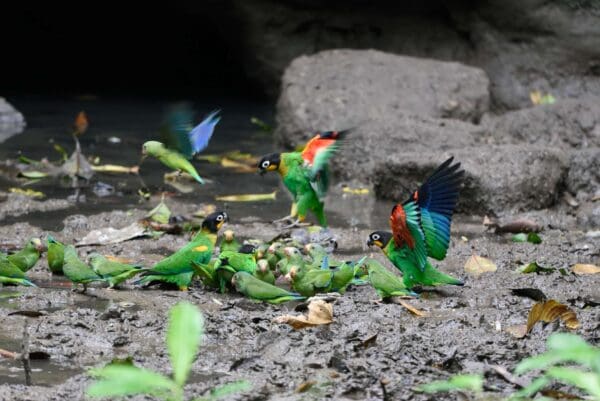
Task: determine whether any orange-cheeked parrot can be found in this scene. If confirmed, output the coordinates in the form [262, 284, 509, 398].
[367, 157, 465, 289]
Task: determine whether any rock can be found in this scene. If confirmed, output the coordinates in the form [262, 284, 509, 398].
[372, 145, 568, 214]
[566, 148, 600, 197]
[576, 202, 600, 230]
[0, 97, 25, 142]
[483, 98, 600, 148]
[275, 49, 490, 147]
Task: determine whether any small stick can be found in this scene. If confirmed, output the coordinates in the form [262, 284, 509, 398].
[21, 320, 32, 385]
[380, 377, 390, 401]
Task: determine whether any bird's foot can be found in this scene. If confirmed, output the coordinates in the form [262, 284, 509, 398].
[272, 215, 294, 224]
[280, 219, 311, 229]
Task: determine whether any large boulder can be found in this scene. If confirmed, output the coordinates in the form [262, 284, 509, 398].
[566, 148, 600, 198]
[483, 97, 600, 148]
[0, 98, 25, 143]
[372, 145, 568, 214]
[275, 50, 490, 148]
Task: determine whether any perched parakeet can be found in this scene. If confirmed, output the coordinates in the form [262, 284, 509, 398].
[362, 258, 417, 299]
[288, 264, 332, 297]
[63, 246, 105, 292]
[5, 238, 44, 272]
[89, 254, 144, 289]
[367, 157, 465, 289]
[232, 271, 305, 304]
[257, 130, 349, 227]
[304, 243, 329, 266]
[136, 211, 227, 291]
[329, 262, 355, 294]
[192, 259, 219, 289]
[46, 235, 65, 275]
[215, 244, 258, 293]
[254, 259, 275, 285]
[219, 230, 241, 253]
[0, 255, 36, 287]
[142, 107, 220, 184]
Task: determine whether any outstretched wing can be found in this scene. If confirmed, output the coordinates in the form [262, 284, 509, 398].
[160, 104, 195, 158]
[188, 109, 220, 155]
[389, 201, 428, 271]
[408, 157, 464, 260]
[301, 130, 349, 199]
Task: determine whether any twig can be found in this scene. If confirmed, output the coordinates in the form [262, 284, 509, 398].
[380, 377, 390, 401]
[489, 364, 526, 388]
[21, 320, 32, 385]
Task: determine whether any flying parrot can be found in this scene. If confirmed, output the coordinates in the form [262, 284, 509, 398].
[232, 271, 305, 304]
[0, 255, 36, 287]
[141, 106, 220, 185]
[135, 211, 227, 291]
[2, 238, 44, 272]
[367, 157, 465, 290]
[46, 235, 65, 274]
[89, 253, 144, 289]
[63, 245, 105, 293]
[257, 130, 349, 227]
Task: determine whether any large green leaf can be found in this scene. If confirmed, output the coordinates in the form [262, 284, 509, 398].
[168, 301, 204, 387]
[509, 376, 550, 399]
[193, 380, 252, 401]
[546, 367, 600, 398]
[86, 365, 176, 398]
[417, 374, 483, 393]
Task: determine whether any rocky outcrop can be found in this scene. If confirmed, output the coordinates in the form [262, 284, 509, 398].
[566, 148, 600, 197]
[0, 98, 25, 142]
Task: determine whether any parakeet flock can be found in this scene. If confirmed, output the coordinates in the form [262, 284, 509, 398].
[1, 106, 466, 309]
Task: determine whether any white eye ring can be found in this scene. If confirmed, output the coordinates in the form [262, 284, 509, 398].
[216, 215, 224, 221]
[261, 161, 270, 168]
[372, 234, 380, 241]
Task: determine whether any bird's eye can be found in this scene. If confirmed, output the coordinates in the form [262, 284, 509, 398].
[372, 234, 380, 241]
[216, 215, 224, 221]
[261, 161, 270, 169]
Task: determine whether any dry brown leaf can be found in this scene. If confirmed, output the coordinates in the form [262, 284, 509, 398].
[76, 222, 149, 246]
[526, 299, 580, 334]
[393, 299, 429, 317]
[572, 263, 600, 275]
[295, 381, 317, 393]
[505, 324, 528, 339]
[273, 299, 333, 330]
[464, 255, 497, 277]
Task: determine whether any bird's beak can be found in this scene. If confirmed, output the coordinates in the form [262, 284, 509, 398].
[367, 239, 373, 247]
[33, 239, 46, 252]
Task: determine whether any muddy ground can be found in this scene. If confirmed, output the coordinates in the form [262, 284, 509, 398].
[0, 196, 598, 401]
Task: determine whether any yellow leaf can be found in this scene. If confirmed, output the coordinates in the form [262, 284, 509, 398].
[572, 264, 600, 275]
[8, 188, 45, 199]
[342, 187, 370, 195]
[220, 157, 256, 173]
[395, 299, 428, 317]
[464, 255, 497, 277]
[215, 191, 277, 202]
[91, 164, 139, 174]
[526, 299, 579, 334]
[273, 300, 333, 330]
[505, 324, 528, 339]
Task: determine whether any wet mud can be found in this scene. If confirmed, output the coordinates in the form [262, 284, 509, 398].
[0, 197, 598, 401]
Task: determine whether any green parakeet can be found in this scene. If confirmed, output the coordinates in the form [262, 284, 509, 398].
[219, 230, 241, 253]
[136, 211, 227, 291]
[258, 130, 349, 227]
[288, 264, 332, 297]
[367, 157, 464, 289]
[5, 238, 44, 272]
[46, 235, 65, 275]
[191, 259, 219, 289]
[362, 258, 418, 299]
[0, 255, 36, 287]
[232, 271, 305, 304]
[89, 254, 144, 289]
[63, 245, 105, 292]
[215, 244, 258, 293]
[254, 259, 275, 285]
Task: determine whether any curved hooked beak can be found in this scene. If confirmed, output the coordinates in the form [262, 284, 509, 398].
[366, 239, 374, 247]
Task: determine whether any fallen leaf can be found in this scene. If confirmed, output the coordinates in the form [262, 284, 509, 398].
[61, 150, 94, 180]
[342, 187, 370, 195]
[526, 299, 580, 334]
[18, 171, 49, 179]
[273, 299, 333, 330]
[530, 91, 556, 106]
[464, 255, 497, 277]
[145, 197, 171, 224]
[506, 324, 528, 339]
[193, 204, 217, 218]
[91, 164, 139, 174]
[495, 218, 541, 234]
[511, 288, 547, 302]
[163, 174, 195, 193]
[394, 299, 428, 317]
[9, 188, 45, 199]
[295, 381, 317, 393]
[216, 191, 277, 202]
[563, 192, 579, 207]
[572, 264, 600, 275]
[7, 310, 47, 318]
[221, 157, 256, 173]
[76, 222, 149, 246]
[517, 262, 554, 274]
[512, 232, 541, 244]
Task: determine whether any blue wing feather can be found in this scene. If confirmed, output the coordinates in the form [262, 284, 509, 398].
[188, 109, 220, 155]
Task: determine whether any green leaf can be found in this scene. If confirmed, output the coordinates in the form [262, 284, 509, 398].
[194, 380, 252, 401]
[547, 367, 600, 398]
[168, 301, 204, 387]
[527, 232, 542, 244]
[18, 171, 49, 179]
[86, 365, 176, 398]
[250, 117, 272, 132]
[517, 262, 554, 274]
[53, 143, 69, 162]
[146, 198, 171, 224]
[510, 376, 551, 399]
[512, 233, 527, 242]
[417, 374, 483, 393]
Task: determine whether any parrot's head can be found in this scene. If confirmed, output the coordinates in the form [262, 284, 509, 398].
[367, 231, 392, 249]
[267, 242, 282, 255]
[257, 259, 269, 273]
[29, 238, 45, 252]
[141, 141, 165, 157]
[283, 246, 301, 258]
[223, 230, 235, 242]
[258, 153, 281, 175]
[202, 211, 228, 233]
